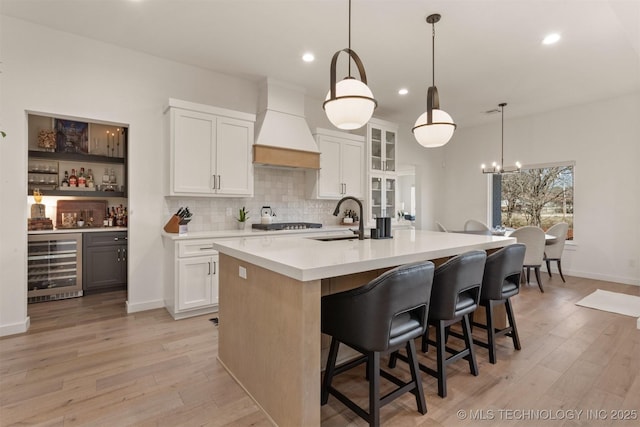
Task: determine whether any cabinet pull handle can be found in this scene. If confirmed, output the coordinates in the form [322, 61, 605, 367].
[218, 175, 221, 190]
[213, 261, 216, 275]
[114, 237, 119, 241]
[199, 246, 214, 250]
[117, 248, 120, 262]
[208, 261, 211, 275]
[212, 175, 216, 190]
[122, 248, 126, 261]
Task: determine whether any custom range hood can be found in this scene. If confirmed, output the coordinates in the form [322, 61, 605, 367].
[253, 78, 320, 169]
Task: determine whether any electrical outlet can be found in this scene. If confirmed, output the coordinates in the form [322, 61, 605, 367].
[226, 207, 232, 216]
[239, 266, 247, 279]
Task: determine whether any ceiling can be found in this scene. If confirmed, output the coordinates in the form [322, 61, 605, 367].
[2, 0, 639, 128]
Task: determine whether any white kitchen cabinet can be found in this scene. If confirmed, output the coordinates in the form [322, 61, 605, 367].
[165, 99, 255, 197]
[164, 238, 219, 319]
[369, 173, 397, 221]
[367, 118, 397, 173]
[307, 128, 364, 199]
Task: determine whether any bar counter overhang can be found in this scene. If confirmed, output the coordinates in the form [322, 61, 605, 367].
[212, 229, 516, 426]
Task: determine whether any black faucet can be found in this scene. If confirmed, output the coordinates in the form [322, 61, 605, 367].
[333, 196, 365, 240]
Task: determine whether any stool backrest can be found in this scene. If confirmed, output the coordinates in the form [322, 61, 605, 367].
[481, 244, 526, 301]
[429, 250, 487, 321]
[464, 219, 490, 232]
[321, 261, 435, 352]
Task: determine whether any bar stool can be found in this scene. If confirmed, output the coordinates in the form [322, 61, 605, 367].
[392, 250, 486, 398]
[321, 261, 435, 427]
[472, 243, 526, 364]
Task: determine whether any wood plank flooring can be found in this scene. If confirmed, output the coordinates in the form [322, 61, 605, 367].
[1, 274, 639, 426]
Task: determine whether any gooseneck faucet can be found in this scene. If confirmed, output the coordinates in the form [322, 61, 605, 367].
[333, 196, 365, 240]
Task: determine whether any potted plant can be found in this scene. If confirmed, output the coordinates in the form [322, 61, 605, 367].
[236, 206, 250, 230]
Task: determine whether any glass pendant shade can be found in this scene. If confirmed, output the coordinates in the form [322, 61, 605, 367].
[413, 108, 455, 148]
[324, 78, 376, 130]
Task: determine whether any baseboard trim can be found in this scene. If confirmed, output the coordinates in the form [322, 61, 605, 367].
[126, 299, 165, 313]
[0, 316, 30, 337]
[565, 269, 639, 287]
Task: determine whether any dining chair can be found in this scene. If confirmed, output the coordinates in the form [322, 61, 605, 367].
[321, 261, 435, 426]
[544, 222, 569, 282]
[436, 221, 448, 232]
[464, 219, 491, 235]
[509, 226, 546, 292]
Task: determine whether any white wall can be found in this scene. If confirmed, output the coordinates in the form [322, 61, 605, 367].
[440, 93, 640, 285]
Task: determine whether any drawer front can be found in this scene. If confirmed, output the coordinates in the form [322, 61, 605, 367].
[84, 232, 127, 247]
[178, 239, 218, 257]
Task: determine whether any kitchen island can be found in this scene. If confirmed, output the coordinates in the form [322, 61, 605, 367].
[213, 229, 515, 426]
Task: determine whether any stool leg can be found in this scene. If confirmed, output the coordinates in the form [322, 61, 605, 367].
[435, 321, 447, 398]
[462, 314, 479, 376]
[505, 298, 521, 350]
[486, 301, 497, 364]
[388, 350, 398, 369]
[421, 325, 430, 353]
[368, 352, 381, 427]
[546, 258, 552, 278]
[321, 338, 340, 405]
[406, 340, 427, 414]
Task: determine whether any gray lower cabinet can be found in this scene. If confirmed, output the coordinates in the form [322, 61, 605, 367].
[83, 231, 127, 294]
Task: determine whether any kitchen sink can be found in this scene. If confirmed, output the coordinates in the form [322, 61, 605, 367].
[308, 235, 369, 242]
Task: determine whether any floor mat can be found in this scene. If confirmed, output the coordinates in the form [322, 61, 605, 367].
[575, 289, 640, 318]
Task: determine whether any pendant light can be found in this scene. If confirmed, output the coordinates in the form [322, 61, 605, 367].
[413, 13, 456, 148]
[481, 103, 522, 174]
[323, 0, 377, 130]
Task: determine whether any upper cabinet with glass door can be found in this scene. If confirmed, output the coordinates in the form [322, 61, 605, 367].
[367, 118, 397, 173]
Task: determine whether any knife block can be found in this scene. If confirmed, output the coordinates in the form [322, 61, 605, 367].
[163, 215, 181, 233]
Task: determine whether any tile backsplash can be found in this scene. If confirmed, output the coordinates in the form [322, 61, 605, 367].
[164, 167, 359, 232]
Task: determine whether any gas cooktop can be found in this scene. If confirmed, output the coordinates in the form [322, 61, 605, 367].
[252, 222, 322, 231]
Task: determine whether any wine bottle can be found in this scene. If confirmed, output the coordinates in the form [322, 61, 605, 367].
[61, 170, 69, 187]
[78, 167, 86, 187]
[69, 169, 78, 187]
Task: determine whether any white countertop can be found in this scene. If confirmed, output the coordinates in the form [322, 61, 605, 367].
[28, 226, 128, 235]
[161, 225, 359, 241]
[212, 229, 516, 281]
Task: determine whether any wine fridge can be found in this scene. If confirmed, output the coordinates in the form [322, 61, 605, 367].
[27, 233, 83, 303]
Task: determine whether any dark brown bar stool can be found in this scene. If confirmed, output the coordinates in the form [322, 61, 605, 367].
[472, 243, 526, 364]
[321, 261, 435, 427]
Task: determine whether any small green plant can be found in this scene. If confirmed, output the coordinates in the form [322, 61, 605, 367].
[1, 131, 6, 138]
[237, 206, 250, 222]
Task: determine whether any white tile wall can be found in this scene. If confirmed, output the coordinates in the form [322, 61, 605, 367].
[164, 167, 360, 231]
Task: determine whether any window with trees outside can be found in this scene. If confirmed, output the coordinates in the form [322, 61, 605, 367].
[492, 163, 574, 240]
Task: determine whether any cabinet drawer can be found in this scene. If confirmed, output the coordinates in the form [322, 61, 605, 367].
[84, 232, 127, 247]
[178, 240, 218, 257]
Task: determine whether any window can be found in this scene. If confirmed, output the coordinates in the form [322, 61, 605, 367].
[492, 163, 574, 239]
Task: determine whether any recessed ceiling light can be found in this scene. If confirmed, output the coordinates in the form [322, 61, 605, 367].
[542, 33, 561, 45]
[302, 53, 315, 62]
[398, 88, 409, 95]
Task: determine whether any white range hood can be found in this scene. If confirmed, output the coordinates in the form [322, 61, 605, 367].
[253, 78, 320, 169]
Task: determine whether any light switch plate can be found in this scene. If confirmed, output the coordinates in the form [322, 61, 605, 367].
[239, 266, 247, 279]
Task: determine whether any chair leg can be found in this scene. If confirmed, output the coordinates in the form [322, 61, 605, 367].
[534, 267, 544, 293]
[406, 340, 427, 414]
[368, 352, 381, 427]
[545, 258, 552, 278]
[505, 298, 521, 350]
[462, 314, 479, 376]
[486, 301, 497, 364]
[322, 338, 340, 405]
[557, 259, 566, 283]
[388, 350, 398, 369]
[435, 321, 447, 398]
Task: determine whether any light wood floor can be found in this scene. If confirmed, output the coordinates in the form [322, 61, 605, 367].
[1, 274, 639, 426]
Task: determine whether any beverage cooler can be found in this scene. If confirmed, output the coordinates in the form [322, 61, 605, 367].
[27, 233, 83, 302]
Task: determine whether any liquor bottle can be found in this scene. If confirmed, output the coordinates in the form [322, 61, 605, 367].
[69, 169, 78, 187]
[102, 168, 110, 184]
[86, 168, 94, 188]
[61, 170, 69, 187]
[78, 167, 86, 187]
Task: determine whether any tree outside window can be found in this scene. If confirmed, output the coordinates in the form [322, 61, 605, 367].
[494, 164, 574, 239]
